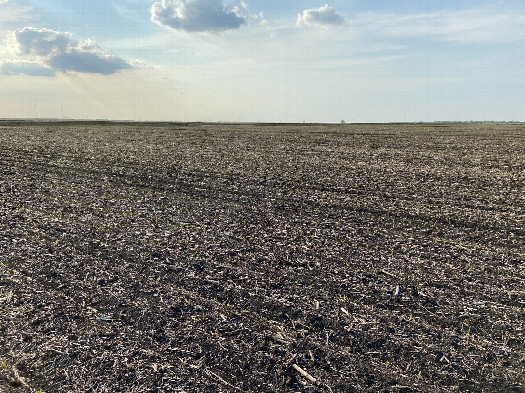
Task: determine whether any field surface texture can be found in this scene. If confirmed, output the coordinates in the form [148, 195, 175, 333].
[0, 122, 524, 393]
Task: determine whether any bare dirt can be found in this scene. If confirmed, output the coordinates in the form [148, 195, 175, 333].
[0, 121, 524, 392]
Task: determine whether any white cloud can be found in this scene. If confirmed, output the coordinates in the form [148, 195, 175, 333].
[0, 0, 8, 4]
[9, 28, 72, 56]
[232, 0, 266, 26]
[297, 4, 345, 28]
[6, 27, 132, 75]
[151, 0, 247, 33]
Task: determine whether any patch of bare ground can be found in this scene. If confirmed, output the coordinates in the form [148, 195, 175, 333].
[0, 121, 524, 392]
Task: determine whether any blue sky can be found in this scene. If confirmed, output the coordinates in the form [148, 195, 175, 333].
[1, 0, 524, 122]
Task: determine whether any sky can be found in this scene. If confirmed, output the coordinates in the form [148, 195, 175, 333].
[0, 0, 524, 122]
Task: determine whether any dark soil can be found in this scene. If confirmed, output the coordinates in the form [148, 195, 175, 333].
[0, 121, 524, 392]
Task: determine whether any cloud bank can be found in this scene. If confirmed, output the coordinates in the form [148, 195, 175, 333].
[151, 0, 247, 33]
[5, 27, 131, 75]
[297, 4, 345, 28]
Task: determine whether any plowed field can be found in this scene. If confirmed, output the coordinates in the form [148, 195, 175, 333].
[1, 121, 524, 392]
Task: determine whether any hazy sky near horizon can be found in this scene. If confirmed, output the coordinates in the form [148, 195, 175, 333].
[1, 0, 524, 122]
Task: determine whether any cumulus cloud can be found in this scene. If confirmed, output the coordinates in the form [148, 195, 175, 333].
[297, 4, 345, 28]
[0, 59, 55, 77]
[231, 0, 266, 26]
[6, 27, 131, 75]
[151, 0, 247, 33]
[48, 50, 131, 74]
[9, 28, 71, 56]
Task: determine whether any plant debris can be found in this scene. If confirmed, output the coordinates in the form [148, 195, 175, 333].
[0, 121, 524, 392]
